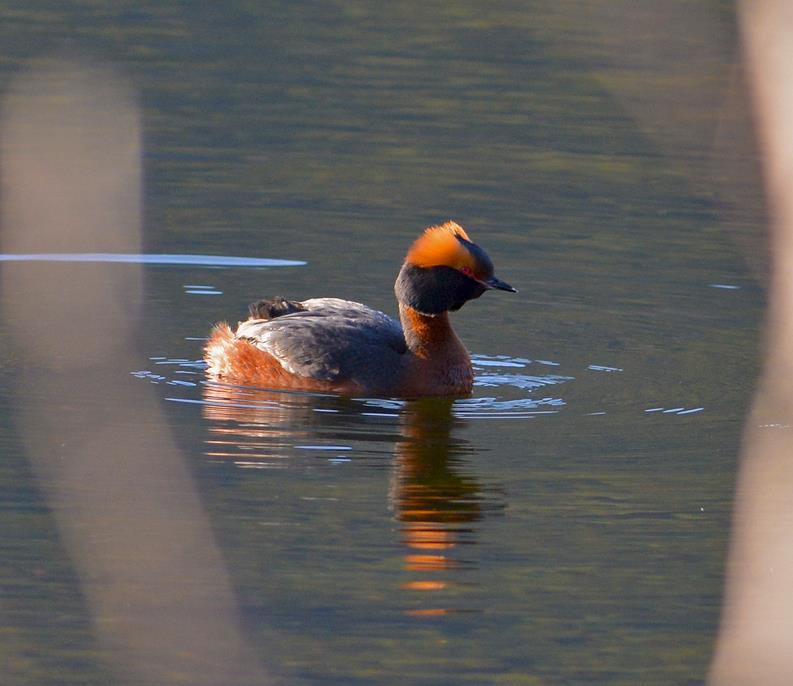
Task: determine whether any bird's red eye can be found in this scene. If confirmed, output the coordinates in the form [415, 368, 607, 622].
[460, 266, 474, 277]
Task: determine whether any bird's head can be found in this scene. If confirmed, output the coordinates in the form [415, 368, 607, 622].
[395, 221, 516, 314]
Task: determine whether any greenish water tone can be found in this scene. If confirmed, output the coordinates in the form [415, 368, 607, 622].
[0, 2, 763, 684]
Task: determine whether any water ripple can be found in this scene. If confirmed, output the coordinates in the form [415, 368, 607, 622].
[134, 352, 706, 423]
[0, 252, 306, 267]
[474, 373, 573, 391]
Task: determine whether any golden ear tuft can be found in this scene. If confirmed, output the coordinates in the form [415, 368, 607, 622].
[405, 221, 475, 269]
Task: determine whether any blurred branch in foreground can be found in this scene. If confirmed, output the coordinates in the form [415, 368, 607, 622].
[0, 58, 270, 686]
[709, 2, 793, 684]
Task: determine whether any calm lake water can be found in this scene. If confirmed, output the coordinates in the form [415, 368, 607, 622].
[0, 2, 765, 685]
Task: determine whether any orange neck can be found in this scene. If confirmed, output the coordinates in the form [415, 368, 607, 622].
[397, 304, 473, 395]
[399, 304, 461, 358]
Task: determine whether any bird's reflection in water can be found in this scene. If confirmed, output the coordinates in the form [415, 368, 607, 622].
[393, 398, 494, 616]
[200, 384, 499, 615]
[201, 382, 341, 464]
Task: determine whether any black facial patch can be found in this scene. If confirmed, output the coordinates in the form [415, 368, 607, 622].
[395, 264, 487, 314]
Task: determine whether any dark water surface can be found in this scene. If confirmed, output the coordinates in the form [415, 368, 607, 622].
[0, 3, 764, 685]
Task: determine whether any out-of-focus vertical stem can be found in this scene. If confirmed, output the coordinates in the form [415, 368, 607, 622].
[710, 4, 793, 684]
[0, 58, 271, 686]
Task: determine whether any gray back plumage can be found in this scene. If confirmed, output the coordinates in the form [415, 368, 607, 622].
[235, 298, 408, 390]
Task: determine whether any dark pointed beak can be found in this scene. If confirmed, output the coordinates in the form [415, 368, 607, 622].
[484, 275, 517, 293]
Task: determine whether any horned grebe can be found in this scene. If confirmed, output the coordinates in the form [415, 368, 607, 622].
[205, 221, 516, 396]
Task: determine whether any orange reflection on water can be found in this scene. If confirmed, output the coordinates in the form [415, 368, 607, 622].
[401, 525, 458, 550]
[404, 608, 451, 617]
[404, 553, 458, 572]
[200, 383, 324, 466]
[402, 580, 447, 591]
[202, 382, 306, 433]
[393, 399, 487, 616]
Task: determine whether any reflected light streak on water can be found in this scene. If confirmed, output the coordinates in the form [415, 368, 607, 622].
[0, 252, 306, 267]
